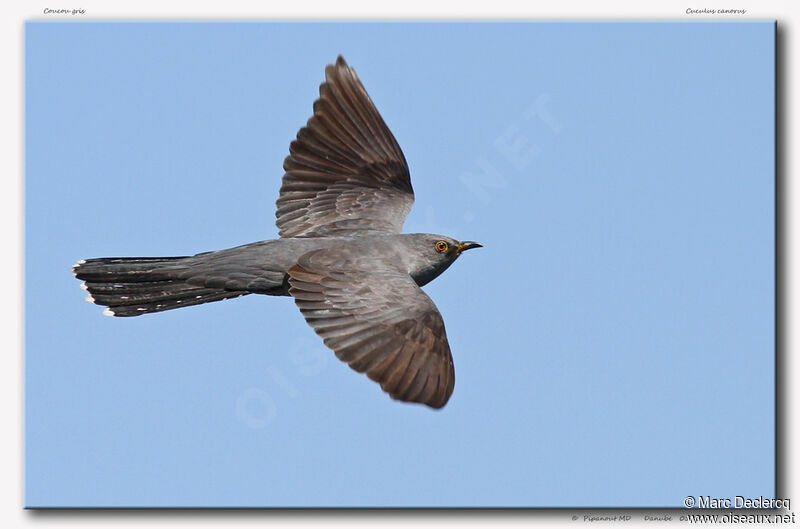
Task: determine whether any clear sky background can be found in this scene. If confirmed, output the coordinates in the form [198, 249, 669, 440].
[25, 21, 774, 507]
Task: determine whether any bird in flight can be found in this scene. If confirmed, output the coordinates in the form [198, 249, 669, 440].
[73, 56, 482, 409]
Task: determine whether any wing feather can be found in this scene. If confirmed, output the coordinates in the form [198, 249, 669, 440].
[276, 56, 414, 238]
[287, 248, 455, 409]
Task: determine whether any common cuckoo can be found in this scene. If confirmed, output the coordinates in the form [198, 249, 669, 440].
[73, 56, 481, 409]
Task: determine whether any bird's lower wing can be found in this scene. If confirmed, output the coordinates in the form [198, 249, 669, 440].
[287, 248, 455, 409]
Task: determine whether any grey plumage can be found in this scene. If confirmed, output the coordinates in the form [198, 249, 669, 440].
[73, 56, 481, 409]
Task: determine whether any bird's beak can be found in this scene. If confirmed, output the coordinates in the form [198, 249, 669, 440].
[456, 241, 483, 254]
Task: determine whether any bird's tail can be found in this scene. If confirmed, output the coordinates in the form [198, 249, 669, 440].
[72, 256, 249, 317]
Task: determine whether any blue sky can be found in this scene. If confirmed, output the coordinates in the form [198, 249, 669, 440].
[25, 21, 775, 507]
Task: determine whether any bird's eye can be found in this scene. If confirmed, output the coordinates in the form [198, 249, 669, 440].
[435, 241, 449, 253]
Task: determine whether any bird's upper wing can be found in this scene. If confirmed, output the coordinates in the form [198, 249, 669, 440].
[276, 56, 414, 238]
[287, 248, 455, 408]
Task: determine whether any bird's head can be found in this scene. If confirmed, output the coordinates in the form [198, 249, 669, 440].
[404, 234, 482, 286]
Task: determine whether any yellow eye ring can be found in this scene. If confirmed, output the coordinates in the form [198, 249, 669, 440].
[435, 241, 449, 253]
